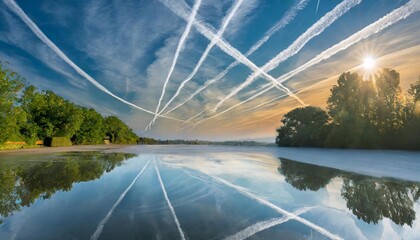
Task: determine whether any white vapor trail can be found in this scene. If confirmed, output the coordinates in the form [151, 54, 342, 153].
[90, 158, 151, 240]
[213, 0, 361, 112]
[147, 0, 244, 129]
[224, 207, 315, 240]
[316, 0, 321, 14]
[149, 0, 202, 130]
[187, 171, 342, 240]
[160, 0, 308, 118]
[154, 158, 186, 240]
[4, 0, 186, 124]
[159, 0, 306, 108]
[192, 0, 420, 127]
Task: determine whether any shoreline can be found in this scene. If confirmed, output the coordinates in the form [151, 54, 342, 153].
[0, 144, 133, 156]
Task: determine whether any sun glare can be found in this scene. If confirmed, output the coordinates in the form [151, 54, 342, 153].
[362, 57, 376, 70]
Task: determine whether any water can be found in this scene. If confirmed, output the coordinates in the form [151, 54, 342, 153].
[0, 146, 419, 239]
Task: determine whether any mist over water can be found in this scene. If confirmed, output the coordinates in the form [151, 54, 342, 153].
[0, 146, 419, 239]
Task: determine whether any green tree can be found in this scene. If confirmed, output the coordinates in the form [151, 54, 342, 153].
[103, 116, 138, 144]
[72, 108, 105, 144]
[276, 106, 329, 147]
[20, 87, 83, 139]
[326, 72, 379, 148]
[0, 62, 25, 143]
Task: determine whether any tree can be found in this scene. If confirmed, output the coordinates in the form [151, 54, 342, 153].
[20, 88, 83, 139]
[0, 62, 25, 143]
[326, 72, 379, 148]
[276, 106, 329, 147]
[103, 116, 138, 144]
[72, 108, 105, 144]
[278, 158, 339, 191]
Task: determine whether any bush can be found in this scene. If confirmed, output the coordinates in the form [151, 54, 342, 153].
[44, 137, 72, 147]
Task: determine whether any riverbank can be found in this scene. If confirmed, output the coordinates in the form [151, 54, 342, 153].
[0, 144, 132, 156]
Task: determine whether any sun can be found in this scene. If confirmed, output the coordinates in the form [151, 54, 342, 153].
[362, 57, 376, 70]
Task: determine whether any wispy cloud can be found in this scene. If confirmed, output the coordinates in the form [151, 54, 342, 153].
[4, 0, 186, 123]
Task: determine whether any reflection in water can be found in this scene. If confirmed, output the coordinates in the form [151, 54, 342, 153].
[0, 152, 136, 223]
[279, 158, 420, 226]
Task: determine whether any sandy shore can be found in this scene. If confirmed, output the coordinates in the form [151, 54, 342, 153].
[0, 144, 133, 156]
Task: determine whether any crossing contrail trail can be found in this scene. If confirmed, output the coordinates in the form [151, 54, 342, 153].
[159, 0, 306, 107]
[185, 170, 342, 240]
[4, 0, 186, 124]
[190, 0, 420, 128]
[154, 158, 186, 240]
[224, 207, 315, 240]
[213, 0, 361, 112]
[149, 0, 202, 130]
[160, 0, 308, 118]
[90, 158, 151, 240]
[147, 0, 244, 129]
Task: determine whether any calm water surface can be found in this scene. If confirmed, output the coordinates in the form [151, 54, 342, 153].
[0, 146, 419, 240]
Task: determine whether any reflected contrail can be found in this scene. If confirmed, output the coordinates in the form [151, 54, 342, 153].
[192, 0, 420, 126]
[159, 0, 306, 107]
[213, 0, 361, 112]
[149, 0, 202, 130]
[188, 171, 342, 240]
[224, 207, 315, 240]
[90, 158, 151, 240]
[4, 0, 186, 124]
[154, 158, 186, 240]
[160, 0, 308, 118]
[148, 0, 244, 129]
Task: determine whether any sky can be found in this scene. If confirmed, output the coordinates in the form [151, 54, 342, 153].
[1, 0, 419, 142]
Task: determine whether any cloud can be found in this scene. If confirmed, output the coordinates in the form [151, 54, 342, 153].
[4, 0, 186, 123]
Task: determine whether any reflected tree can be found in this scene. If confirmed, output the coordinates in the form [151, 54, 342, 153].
[278, 158, 340, 191]
[278, 158, 420, 226]
[0, 152, 136, 223]
[342, 176, 420, 226]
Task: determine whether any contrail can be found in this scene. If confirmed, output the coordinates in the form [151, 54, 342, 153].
[190, 83, 276, 128]
[160, 0, 308, 118]
[149, 0, 202, 130]
[213, 0, 361, 112]
[224, 207, 314, 240]
[4, 0, 186, 124]
[154, 158, 186, 240]
[159, 0, 306, 108]
[147, 0, 244, 129]
[191, 0, 420, 127]
[237, 78, 330, 115]
[316, 0, 321, 14]
[90, 158, 151, 240]
[186, 170, 342, 240]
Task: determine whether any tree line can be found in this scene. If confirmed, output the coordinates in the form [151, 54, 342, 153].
[276, 68, 420, 150]
[0, 62, 139, 146]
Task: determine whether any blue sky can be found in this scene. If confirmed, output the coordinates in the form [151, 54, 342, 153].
[1, 0, 419, 141]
